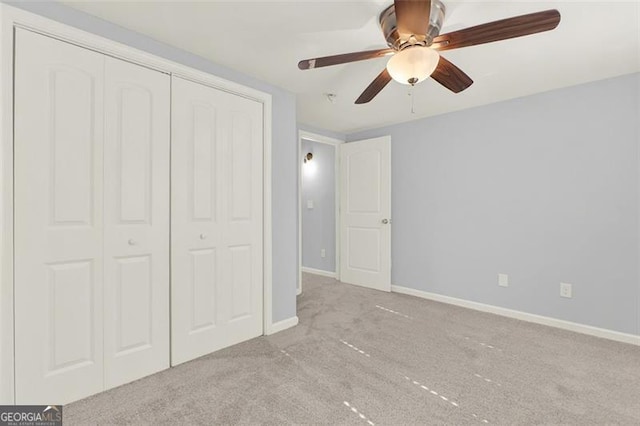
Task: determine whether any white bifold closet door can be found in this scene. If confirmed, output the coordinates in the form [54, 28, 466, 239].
[103, 56, 170, 390]
[171, 77, 264, 365]
[14, 28, 105, 406]
[14, 29, 170, 404]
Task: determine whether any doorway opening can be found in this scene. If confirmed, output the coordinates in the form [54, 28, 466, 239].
[297, 131, 343, 295]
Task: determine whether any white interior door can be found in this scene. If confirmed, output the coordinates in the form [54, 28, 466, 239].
[14, 29, 106, 404]
[339, 136, 391, 291]
[103, 57, 170, 389]
[171, 76, 263, 365]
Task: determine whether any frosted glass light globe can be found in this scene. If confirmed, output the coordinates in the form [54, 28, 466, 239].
[386, 47, 440, 85]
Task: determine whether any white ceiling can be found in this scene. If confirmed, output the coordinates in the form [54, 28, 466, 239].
[62, 1, 640, 134]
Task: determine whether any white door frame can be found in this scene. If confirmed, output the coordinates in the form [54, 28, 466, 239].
[0, 4, 274, 404]
[297, 130, 344, 295]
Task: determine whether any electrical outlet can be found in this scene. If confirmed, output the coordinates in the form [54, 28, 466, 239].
[320, 249, 326, 258]
[498, 273, 509, 287]
[560, 282, 572, 298]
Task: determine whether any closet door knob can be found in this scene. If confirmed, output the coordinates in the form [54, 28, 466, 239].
[128, 239, 137, 246]
[200, 233, 207, 240]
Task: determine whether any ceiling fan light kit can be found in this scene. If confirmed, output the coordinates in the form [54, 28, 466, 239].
[297, 0, 561, 105]
[386, 46, 440, 85]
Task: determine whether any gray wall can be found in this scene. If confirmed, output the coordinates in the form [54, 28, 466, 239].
[301, 139, 336, 273]
[348, 73, 640, 336]
[7, 1, 298, 322]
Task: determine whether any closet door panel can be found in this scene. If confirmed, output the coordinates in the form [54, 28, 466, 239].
[171, 77, 223, 364]
[14, 29, 105, 405]
[171, 77, 263, 365]
[224, 103, 263, 333]
[103, 57, 170, 389]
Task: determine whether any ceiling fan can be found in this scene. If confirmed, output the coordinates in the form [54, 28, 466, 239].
[297, 0, 561, 104]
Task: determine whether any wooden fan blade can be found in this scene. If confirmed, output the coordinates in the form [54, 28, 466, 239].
[430, 56, 473, 93]
[432, 9, 561, 51]
[394, 0, 432, 37]
[355, 68, 392, 104]
[298, 48, 394, 70]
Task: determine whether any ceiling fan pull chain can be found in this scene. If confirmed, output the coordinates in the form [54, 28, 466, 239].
[408, 86, 415, 114]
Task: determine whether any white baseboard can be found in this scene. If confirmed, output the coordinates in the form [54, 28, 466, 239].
[301, 267, 336, 278]
[391, 285, 640, 346]
[266, 316, 299, 335]
[296, 286, 302, 296]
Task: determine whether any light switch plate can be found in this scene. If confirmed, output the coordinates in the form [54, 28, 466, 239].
[498, 273, 509, 287]
[307, 199, 314, 209]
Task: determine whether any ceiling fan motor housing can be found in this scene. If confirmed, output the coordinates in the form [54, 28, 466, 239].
[379, 0, 446, 50]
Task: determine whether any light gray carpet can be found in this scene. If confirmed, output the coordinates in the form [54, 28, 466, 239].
[67, 273, 640, 425]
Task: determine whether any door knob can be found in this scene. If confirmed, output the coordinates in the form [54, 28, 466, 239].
[381, 219, 390, 224]
[128, 239, 137, 246]
[200, 233, 207, 240]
